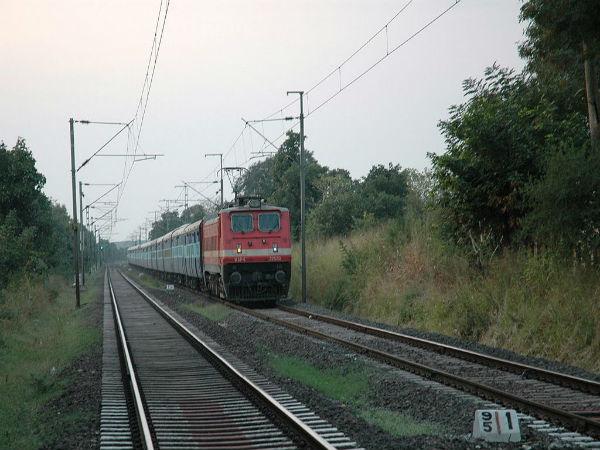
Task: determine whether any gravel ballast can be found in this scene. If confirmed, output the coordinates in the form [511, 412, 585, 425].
[124, 268, 572, 449]
[287, 300, 600, 383]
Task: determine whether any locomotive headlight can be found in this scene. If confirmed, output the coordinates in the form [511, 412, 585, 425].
[236, 243, 242, 254]
[272, 243, 278, 253]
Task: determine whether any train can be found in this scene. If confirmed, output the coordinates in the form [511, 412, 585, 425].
[127, 196, 292, 304]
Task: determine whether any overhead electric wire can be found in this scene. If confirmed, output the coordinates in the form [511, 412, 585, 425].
[241, 0, 462, 163]
[120, 0, 460, 239]
[77, 120, 133, 172]
[118, 0, 164, 202]
[218, 0, 419, 174]
[262, 0, 414, 120]
[114, 0, 171, 222]
[306, 0, 461, 118]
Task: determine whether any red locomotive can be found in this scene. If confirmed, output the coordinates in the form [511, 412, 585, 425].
[127, 197, 291, 304]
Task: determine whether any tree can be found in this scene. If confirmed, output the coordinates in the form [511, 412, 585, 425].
[520, 0, 600, 148]
[307, 170, 358, 237]
[0, 139, 74, 283]
[149, 210, 182, 240]
[430, 65, 588, 247]
[523, 142, 600, 257]
[238, 157, 276, 199]
[147, 203, 210, 240]
[269, 131, 328, 237]
[180, 203, 207, 223]
[359, 163, 409, 221]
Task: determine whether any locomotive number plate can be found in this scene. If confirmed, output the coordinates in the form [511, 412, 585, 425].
[233, 257, 246, 262]
[268, 256, 282, 261]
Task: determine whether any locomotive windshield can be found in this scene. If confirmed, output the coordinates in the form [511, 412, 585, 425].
[259, 212, 280, 232]
[231, 214, 253, 233]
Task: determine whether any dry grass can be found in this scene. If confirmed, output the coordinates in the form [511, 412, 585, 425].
[291, 220, 600, 373]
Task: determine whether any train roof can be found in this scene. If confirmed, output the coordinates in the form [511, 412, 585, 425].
[127, 203, 287, 252]
[220, 204, 289, 214]
[127, 218, 204, 251]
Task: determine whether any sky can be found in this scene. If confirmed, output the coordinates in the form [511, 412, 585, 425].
[1, 0, 526, 241]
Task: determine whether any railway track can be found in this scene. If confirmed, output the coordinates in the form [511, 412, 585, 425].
[124, 268, 600, 443]
[104, 269, 361, 449]
[158, 283, 600, 441]
[245, 305, 600, 440]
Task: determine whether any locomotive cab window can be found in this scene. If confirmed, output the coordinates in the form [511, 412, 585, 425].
[231, 214, 253, 233]
[258, 212, 280, 232]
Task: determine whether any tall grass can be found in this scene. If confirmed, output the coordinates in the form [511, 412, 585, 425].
[291, 218, 600, 372]
[0, 271, 102, 449]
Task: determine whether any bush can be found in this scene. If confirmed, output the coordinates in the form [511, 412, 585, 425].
[292, 219, 600, 371]
[523, 143, 600, 258]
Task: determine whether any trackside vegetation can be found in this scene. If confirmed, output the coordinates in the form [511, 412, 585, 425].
[268, 354, 444, 437]
[289, 217, 600, 372]
[252, 1, 600, 372]
[0, 141, 111, 447]
[0, 271, 102, 449]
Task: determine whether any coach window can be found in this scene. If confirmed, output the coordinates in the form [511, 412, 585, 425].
[231, 214, 253, 233]
[259, 212, 280, 232]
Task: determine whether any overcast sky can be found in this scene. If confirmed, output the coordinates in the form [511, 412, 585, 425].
[1, 0, 526, 241]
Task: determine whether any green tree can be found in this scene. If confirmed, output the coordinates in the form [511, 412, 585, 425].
[180, 203, 207, 223]
[430, 65, 587, 247]
[238, 157, 276, 199]
[359, 163, 409, 221]
[149, 210, 182, 240]
[0, 139, 74, 283]
[520, 0, 600, 148]
[269, 131, 328, 237]
[523, 142, 600, 257]
[307, 170, 358, 237]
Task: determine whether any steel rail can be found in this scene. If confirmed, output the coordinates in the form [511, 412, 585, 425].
[195, 293, 600, 438]
[118, 270, 337, 450]
[122, 267, 600, 438]
[278, 305, 600, 396]
[107, 270, 155, 450]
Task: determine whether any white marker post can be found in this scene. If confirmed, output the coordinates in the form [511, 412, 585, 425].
[472, 409, 521, 443]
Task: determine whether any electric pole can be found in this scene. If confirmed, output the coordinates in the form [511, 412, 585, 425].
[94, 226, 97, 270]
[205, 153, 223, 208]
[69, 119, 81, 308]
[287, 91, 307, 303]
[175, 184, 189, 210]
[79, 181, 85, 286]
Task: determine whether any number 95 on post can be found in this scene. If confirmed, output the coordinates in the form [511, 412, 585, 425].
[472, 409, 521, 443]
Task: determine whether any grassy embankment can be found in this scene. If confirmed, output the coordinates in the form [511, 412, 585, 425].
[290, 219, 600, 372]
[0, 270, 102, 449]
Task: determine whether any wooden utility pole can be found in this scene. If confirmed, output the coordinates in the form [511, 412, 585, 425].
[583, 41, 600, 149]
[287, 91, 307, 303]
[69, 119, 81, 308]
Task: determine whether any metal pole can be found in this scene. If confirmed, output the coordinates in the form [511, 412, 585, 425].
[219, 154, 224, 208]
[299, 93, 307, 304]
[86, 207, 90, 271]
[287, 91, 307, 303]
[94, 227, 97, 270]
[69, 119, 81, 308]
[79, 181, 85, 286]
[205, 153, 224, 208]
